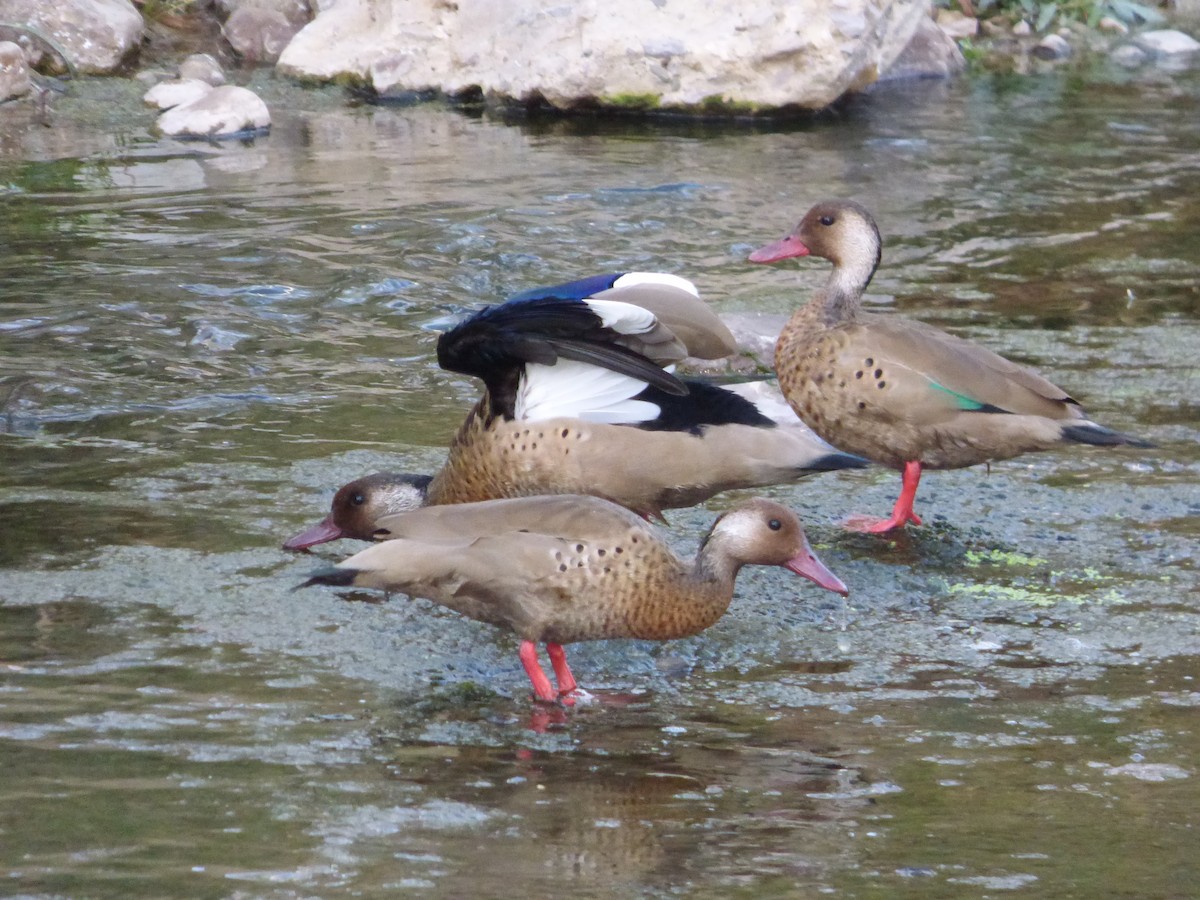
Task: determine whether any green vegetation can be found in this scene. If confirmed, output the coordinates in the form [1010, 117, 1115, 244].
[603, 93, 662, 110]
[960, 0, 1165, 31]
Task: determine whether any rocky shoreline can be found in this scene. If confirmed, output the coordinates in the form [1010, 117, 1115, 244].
[0, 0, 1196, 137]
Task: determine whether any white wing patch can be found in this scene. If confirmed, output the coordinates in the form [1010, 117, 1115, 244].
[515, 359, 663, 424]
[612, 272, 700, 297]
[583, 299, 657, 335]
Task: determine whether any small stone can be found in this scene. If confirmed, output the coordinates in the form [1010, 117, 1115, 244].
[1097, 16, 1128, 35]
[1134, 29, 1200, 56]
[0, 40, 31, 101]
[1033, 33, 1072, 60]
[1012, 20, 1032, 37]
[144, 77, 213, 110]
[156, 84, 270, 138]
[178, 52, 225, 85]
[1111, 44, 1148, 67]
[934, 8, 978, 40]
[979, 19, 1007, 38]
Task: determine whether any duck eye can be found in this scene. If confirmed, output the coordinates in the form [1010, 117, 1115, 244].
[350, 493, 366, 506]
[371, 528, 391, 540]
[768, 518, 782, 531]
[819, 215, 835, 227]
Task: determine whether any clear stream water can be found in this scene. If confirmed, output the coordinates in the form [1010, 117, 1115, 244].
[0, 63, 1197, 898]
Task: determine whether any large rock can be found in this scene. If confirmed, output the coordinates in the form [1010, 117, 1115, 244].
[0, 40, 31, 100]
[277, 0, 930, 112]
[0, 0, 143, 74]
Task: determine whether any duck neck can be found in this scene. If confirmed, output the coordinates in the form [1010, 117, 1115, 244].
[687, 532, 744, 619]
[808, 254, 873, 326]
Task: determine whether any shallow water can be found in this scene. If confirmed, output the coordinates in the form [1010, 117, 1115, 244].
[1, 63, 1198, 898]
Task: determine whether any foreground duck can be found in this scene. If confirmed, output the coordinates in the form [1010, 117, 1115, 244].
[750, 199, 1152, 533]
[283, 273, 867, 549]
[299, 494, 848, 703]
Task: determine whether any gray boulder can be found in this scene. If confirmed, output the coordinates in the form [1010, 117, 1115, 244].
[0, 0, 143, 74]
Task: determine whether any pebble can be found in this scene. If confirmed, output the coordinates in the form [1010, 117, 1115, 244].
[1033, 33, 1072, 61]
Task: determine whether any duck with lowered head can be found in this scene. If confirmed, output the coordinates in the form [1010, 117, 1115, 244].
[750, 199, 1152, 533]
[299, 494, 848, 703]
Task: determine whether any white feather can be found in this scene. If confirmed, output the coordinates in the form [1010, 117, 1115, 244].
[612, 272, 700, 297]
[583, 299, 658, 335]
[516, 359, 662, 424]
[718, 380, 802, 426]
[718, 381, 843, 450]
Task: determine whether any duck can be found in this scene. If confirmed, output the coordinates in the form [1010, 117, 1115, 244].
[283, 272, 868, 550]
[749, 199, 1153, 533]
[299, 494, 849, 703]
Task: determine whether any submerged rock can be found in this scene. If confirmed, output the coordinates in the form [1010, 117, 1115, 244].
[156, 84, 270, 138]
[0, 0, 144, 74]
[0, 39, 30, 100]
[277, 0, 931, 113]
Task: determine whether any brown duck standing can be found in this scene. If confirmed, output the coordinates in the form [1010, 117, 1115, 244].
[283, 272, 868, 550]
[750, 199, 1152, 533]
[300, 494, 848, 703]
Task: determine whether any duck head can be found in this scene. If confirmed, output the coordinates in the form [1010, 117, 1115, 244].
[706, 497, 848, 596]
[749, 199, 882, 291]
[282, 472, 431, 550]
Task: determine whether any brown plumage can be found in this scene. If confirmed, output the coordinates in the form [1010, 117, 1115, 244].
[282, 273, 869, 550]
[299, 494, 848, 703]
[750, 199, 1152, 533]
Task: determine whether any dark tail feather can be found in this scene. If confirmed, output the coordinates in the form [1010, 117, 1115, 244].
[297, 566, 361, 590]
[803, 450, 873, 473]
[1062, 423, 1156, 449]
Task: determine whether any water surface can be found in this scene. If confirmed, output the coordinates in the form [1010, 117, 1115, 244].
[1, 64, 1198, 897]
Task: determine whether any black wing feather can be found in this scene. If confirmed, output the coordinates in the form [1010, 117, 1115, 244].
[436, 296, 687, 400]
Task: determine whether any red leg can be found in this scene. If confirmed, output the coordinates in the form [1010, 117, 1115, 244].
[545, 642, 578, 697]
[845, 460, 924, 534]
[518, 640, 557, 703]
